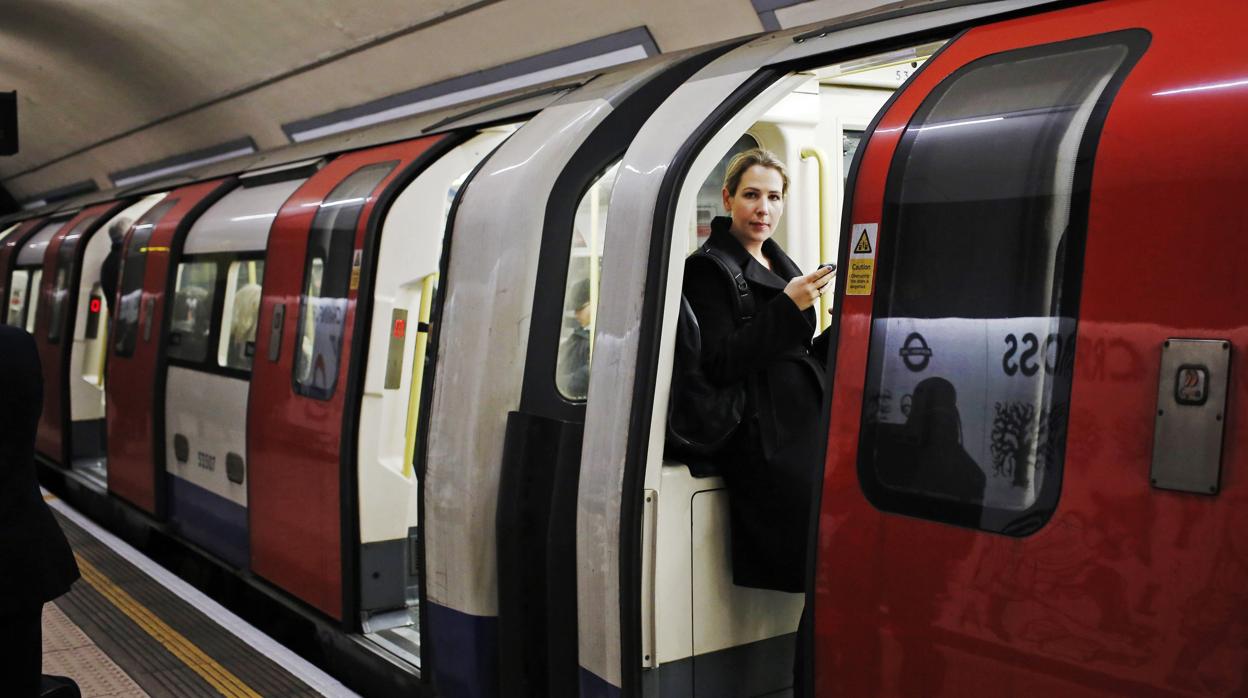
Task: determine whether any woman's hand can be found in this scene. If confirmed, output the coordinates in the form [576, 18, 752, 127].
[783, 265, 835, 311]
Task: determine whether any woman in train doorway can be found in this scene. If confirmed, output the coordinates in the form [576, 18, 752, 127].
[682, 148, 833, 696]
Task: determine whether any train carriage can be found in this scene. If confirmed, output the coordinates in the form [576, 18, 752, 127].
[8, 0, 1247, 695]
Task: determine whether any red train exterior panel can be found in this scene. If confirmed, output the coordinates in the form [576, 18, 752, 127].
[33, 201, 125, 466]
[815, 1, 1248, 695]
[248, 135, 444, 620]
[107, 180, 233, 515]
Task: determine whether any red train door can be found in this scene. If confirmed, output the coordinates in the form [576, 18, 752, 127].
[33, 202, 128, 466]
[815, 1, 1248, 695]
[1, 217, 49, 315]
[107, 181, 233, 515]
[248, 136, 446, 620]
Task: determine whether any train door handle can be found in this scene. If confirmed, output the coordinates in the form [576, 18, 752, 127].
[268, 303, 284, 362]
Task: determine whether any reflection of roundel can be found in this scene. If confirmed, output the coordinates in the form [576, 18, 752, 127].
[903, 334, 933, 374]
[899, 332, 932, 372]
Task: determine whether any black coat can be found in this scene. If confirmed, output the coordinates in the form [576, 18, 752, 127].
[683, 218, 828, 592]
[100, 237, 122, 315]
[0, 326, 79, 614]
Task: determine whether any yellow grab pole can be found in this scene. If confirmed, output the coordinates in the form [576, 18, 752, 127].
[402, 272, 438, 478]
[801, 147, 831, 331]
[96, 303, 109, 387]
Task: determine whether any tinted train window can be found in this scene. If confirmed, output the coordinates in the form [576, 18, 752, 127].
[48, 214, 99, 343]
[24, 269, 42, 334]
[858, 32, 1145, 536]
[115, 199, 179, 357]
[554, 161, 619, 401]
[167, 260, 219, 363]
[293, 161, 396, 400]
[219, 259, 264, 371]
[6, 268, 29, 326]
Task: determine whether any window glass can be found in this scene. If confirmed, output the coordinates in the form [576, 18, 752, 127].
[6, 268, 29, 326]
[692, 134, 759, 248]
[47, 268, 70, 342]
[167, 260, 219, 363]
[115, 199, 179, 357]
[48, 214, 98, 343]
[24, 269, 42, 334]
[218, 260, 265, 371]
[842, 130, 862, 186]
[858, 34, 1141, 535]
[555, 161, 620, 401]
[0, 222, 19, 245]
[294, 161, 397, 399]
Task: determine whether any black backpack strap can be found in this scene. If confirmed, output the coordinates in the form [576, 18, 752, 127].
[698, 246, 755, 326]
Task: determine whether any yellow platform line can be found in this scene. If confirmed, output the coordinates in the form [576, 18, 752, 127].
[75, 554, 261, 698]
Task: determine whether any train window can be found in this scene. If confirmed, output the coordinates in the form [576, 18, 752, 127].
[555, 160, 620, 401]
[857, 32, 1145, 535]
[218, 259, 264, 371]
[47, 214, 98, 344]
[47, 268, 70, 342]
[6, 268, 29, 326]
[842, 130, 862, 186]
[693, 134, 758, 247]
[24, 269, 42, 334]
[167, 260, 219, 363]
[115, 198, 179, 357]
[293, 161, 397, 399]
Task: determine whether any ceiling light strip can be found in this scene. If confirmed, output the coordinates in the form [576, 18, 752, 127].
[282, 26, 658, 143]
[110, 137, 258, 189]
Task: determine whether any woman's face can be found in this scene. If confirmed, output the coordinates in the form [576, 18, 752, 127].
[723, 164, 785, 247]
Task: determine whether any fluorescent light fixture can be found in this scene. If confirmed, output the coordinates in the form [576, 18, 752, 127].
[111, 137, 257, 189]
[284, 27, 657, 143]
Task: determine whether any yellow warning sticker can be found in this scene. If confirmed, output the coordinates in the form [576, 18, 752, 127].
[846, 223, 878, 296]
[853, 230, 873, 255]
[349, 249, 363, 291]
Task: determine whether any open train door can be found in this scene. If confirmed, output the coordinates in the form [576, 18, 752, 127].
[246, 137, 449, 622]
[571, 2, 1079, 696]
[107, 180, 234, 516]
[31, 201, 129, 468]
[816, 0, 1248, 694]
[415, 50, 737, 698]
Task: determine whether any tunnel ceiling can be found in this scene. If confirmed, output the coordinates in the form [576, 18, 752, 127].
[0, 0, 906, 204]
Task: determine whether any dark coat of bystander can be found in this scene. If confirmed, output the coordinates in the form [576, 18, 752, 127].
[0, 324, 80, 693]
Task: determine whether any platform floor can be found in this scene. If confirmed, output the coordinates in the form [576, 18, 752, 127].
[40, 492, 358, 698]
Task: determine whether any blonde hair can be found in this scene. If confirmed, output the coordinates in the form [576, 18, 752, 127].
[722, 148, 789, 197]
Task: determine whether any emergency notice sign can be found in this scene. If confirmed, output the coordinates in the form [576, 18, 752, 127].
[846, 223, 878, 296]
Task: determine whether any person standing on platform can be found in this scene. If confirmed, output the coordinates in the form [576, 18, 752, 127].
[0, 325, 81, 696]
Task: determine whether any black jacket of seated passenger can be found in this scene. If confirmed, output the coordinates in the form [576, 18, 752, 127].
[0, 325, 80, 614]
[683, 217, 829, 593]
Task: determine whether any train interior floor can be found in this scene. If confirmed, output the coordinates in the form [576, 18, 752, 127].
[36, 490, 357, 698]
